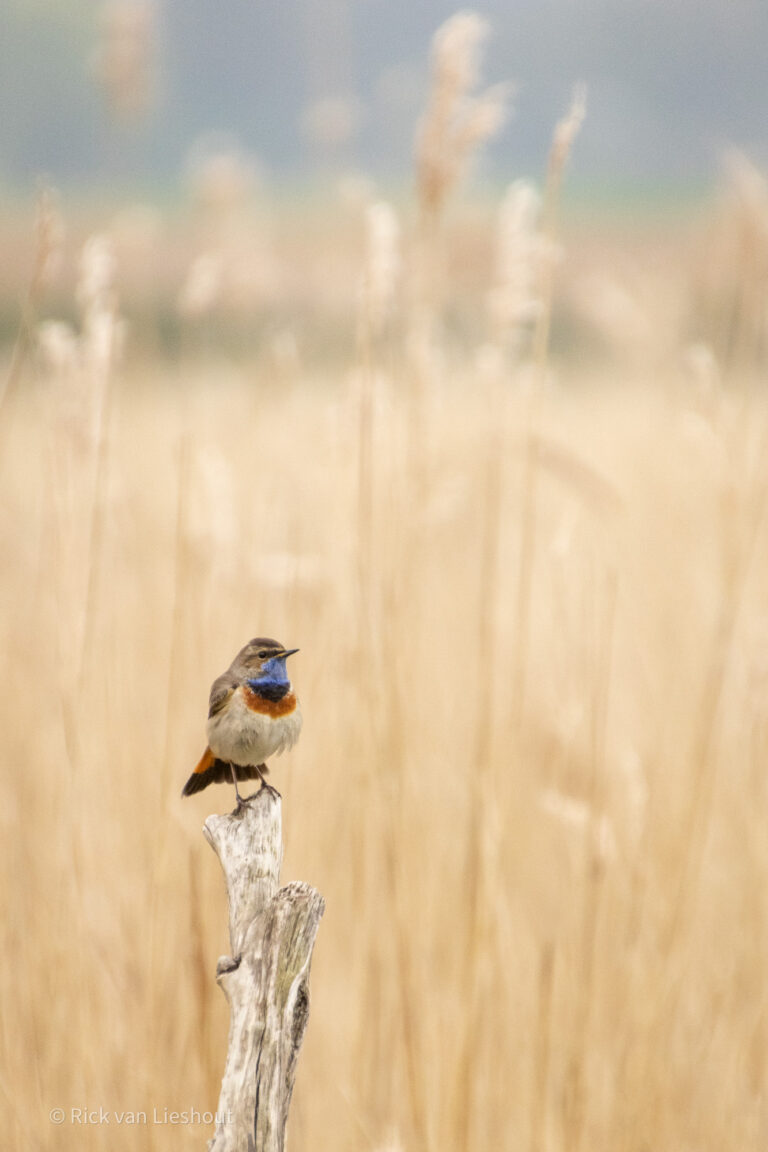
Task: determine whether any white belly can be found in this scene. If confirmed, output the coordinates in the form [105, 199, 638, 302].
[207, 688, 302, 766]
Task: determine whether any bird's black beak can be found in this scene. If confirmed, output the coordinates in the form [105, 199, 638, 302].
[282, 648, 299, 659]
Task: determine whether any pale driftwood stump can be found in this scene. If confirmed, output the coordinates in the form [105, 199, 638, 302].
[203, 786, 324, 1152]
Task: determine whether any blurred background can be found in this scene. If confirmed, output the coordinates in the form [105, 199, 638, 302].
[2, 4, 768, 1152]
[2, 0, 768, 364]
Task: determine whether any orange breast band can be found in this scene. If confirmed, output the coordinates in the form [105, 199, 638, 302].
[243, 687, 297, 718]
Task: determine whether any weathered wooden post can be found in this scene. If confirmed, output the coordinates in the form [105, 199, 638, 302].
[202, 786, 324, 1152]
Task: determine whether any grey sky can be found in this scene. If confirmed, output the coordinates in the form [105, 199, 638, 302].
[2, 0, 767, 193]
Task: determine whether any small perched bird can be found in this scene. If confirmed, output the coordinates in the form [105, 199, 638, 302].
[181, 637, 302, 801]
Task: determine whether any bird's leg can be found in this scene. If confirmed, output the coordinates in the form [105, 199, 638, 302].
[237, 764, 275, 804]
[253, 763, 280, 799]
[229, 762, 244, 806]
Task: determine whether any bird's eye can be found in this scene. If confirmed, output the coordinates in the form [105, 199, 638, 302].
[258, 650, 269, 658]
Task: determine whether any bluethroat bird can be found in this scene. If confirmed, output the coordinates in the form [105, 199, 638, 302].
[181, 637, 302, 802]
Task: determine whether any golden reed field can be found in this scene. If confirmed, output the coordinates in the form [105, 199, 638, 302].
[3, 17, 768, 1152]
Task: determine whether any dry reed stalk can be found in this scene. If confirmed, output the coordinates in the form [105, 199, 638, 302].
[375, 563, 432, 1152]
[353, 206, 432, 1148]
[530, 942, 555, 1152]
[356, 200, 400, 638]
[563, 568, 617, 1152]
[73, 235, 123, 692]
[511, 89, 585, 736]
[34, 230, 123, 809]
[531, 84, 586, 381]
[509, 423, 540, 734]
[360, 201, 400, 341]
[350, 199, 436, 1149]
[161, 433, 192, 798]
[453, 369, 507, 1152]
[662, 422, 766, 957]
[409, 12, 508, 505]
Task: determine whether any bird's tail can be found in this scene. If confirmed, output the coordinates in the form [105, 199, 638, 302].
[181, 748, 267, 797]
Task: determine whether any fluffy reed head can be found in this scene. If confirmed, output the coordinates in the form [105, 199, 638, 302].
[487, 180, 554, 355]
[415, 12, 508, 220]
[93, 0, 155, 121]
[360, 200, 401, 336]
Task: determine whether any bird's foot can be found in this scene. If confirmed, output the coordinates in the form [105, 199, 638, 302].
[234, 765, 281, 804]
[239, 783, 281, 802]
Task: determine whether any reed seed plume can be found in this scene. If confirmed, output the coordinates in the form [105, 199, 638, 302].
[532, 83, 587, 378]
[77, 235, 124, 376]
[37, 232, 123, 392]
[691, 150, 768, 371]
[550, 83, 587, 189]
[415, 11, 508, 223]
[176, 147, 276, 324]
[487, 180, 551, 360]
[37, 320, 79, 377]
[93, 0, 155, 122]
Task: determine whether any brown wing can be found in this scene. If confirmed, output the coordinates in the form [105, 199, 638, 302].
[208, 671, 237, 718]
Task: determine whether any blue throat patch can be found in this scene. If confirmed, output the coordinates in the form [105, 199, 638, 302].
[247, 656, 290, 702]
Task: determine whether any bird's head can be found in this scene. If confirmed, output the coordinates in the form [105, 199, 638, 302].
[240, 637, 299, 691]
